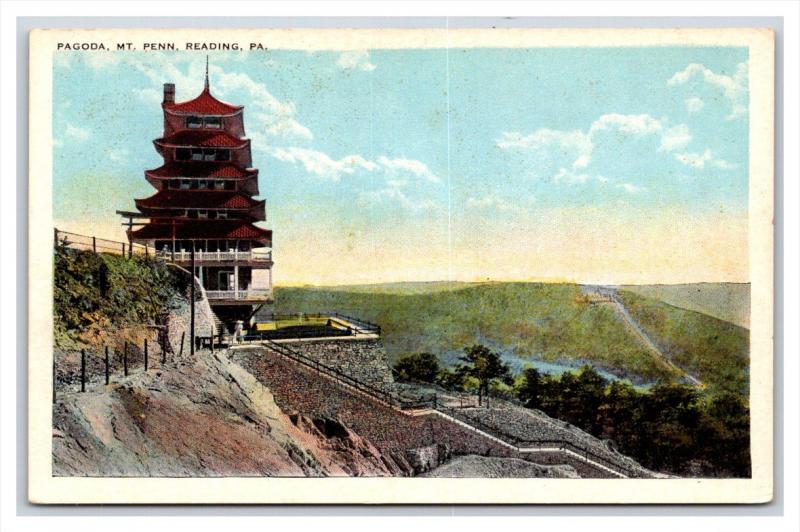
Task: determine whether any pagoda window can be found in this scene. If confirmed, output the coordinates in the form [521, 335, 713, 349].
[186, 116, 203, 129]
[187, 210, 198, 219]
[224, 181, 235, 190]
[214, 180, 225, 190]
[175, 148, 191, 161]
[205, 116, 222, 129]
[169, 179, 180, 189]
[217, 210, 228, 219]
[198, 180, 209, 190]
[216, 149, 231, 162]
[180, 179, 191, 190]
[198, 210, 209, 219]
[208, 211, 218, 220]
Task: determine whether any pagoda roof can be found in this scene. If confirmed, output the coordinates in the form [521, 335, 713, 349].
[163, 87, 242, 115]
[155, 130, 248, 148]
[130, 220, 271, 245]
[145, 162, 257, 179]
[135, 190, 263, 210]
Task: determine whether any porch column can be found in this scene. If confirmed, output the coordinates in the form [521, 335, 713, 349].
[234, 265, 239, 299]
[268, 266, 273, 291]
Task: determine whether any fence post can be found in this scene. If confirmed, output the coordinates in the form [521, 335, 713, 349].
[179, 331, 185, 357]
[123, 341, 129, 376]
[104, 346, 109, 385]
[80, 349, 86, 393]
[144, 339, 149, 371]
[210, 327, 215, 353]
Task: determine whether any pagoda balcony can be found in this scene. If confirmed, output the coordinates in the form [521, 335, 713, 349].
[205, 288, 273, 301]
[159, 248, 272, 263]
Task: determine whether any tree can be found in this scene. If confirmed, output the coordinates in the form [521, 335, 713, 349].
[517, 367, 543, 409]
[458, 344, 512, 406]
[393, 352, 440, 383]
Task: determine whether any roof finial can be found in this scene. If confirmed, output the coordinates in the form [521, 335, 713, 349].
[204, 55, 209, 90]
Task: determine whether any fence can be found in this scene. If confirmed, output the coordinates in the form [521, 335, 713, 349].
[257, 312, 381, 335]
[53, 329, 187, 399]
[55, 228, 158, 258]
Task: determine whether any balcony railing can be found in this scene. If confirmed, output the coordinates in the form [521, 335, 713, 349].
[159, 249, 272, 262]
[205, 288, 273, 300]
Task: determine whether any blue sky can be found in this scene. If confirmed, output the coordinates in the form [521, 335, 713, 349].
[53, 46, 750, 284]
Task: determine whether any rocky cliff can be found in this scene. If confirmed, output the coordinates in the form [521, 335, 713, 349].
[53, 352, 412, 477]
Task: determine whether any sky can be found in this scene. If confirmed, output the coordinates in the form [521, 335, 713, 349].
[52, 46, 750, 285]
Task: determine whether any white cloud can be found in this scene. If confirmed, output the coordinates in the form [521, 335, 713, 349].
[65, 124, 90, 141]
[616, 182, 645, 194]
[588, 113, 663, 136]
[659, 124, 692, 152]
[675, 148, 737, 170]
[133, 87, 162, 104]
[108, 148, 129, 163]
[497, 113, 682, 185]
[336, 50, 376, 71]
[466, 194, 527, 214]
[266, 146, 440, 186]
[358, 187, 436, 212]
[376, 156, 440, 183]
[685, 96, 705, 113]
[668, 62, 748, 119]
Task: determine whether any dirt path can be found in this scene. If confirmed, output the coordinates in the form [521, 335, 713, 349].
[582, 286, 703, 387]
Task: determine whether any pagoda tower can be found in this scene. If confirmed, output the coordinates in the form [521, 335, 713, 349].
[124, 61, 273, 326]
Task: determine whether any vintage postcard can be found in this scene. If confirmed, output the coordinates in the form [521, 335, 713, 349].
[28, 27, 774, 504]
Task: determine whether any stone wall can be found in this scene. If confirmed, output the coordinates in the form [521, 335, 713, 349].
[280, 338, 395, 390]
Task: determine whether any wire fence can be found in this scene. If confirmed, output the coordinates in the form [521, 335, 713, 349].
[53, 328, 187, 397]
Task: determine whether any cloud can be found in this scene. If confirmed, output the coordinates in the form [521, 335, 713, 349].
[659, 124, 692, 152]
[668, 62, 748, 119]
[497, 113, 687, 185]
[466, 194, 528, 214]
[358, 187, 437, 212]
[266, 146, 439, 185]
[685, 96, 705, 113]
[376, 156, 440, 183]
[133, 87, 162, 104]
[108, 148, 129, 163]
[336, 50, 376, 71]
[675, 148, 737, 170]
[65, 124, 90, 141]
[587, 113, 663, 136]
[616, 182, 645, 194]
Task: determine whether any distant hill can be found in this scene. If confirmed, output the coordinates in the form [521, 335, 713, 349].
[275, 282, 749, 394]
[302, 281, 481, 295]
[620, 283, 750, 329]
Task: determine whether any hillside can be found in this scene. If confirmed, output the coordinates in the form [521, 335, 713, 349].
[617, 290, 750, 395]
[53, 246, 188, 351]
[53, 351, 409, 477]
[620, 283, 750, 329]
[276, 283, 749, 392]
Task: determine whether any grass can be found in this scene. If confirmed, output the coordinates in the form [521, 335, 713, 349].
[254, 316, 331, 331]
[275, 282, 749, 394]
[617, 290, 750, 395]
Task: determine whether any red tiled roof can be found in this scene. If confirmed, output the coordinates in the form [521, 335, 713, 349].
[145, 162, 256, 179]
[163, 88, 242, 115]
[130, 220, 271, 244]
[155, 130, 247, 148]
[135, 191, 261, 210]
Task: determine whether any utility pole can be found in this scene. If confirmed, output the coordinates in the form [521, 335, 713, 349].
[190, 245, 195, 358]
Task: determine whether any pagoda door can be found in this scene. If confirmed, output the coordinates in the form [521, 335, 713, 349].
[218, 270, 235, 291]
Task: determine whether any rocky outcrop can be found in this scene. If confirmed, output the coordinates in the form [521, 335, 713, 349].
[422, 455, 580, 478]
[52, 352, 407, 477]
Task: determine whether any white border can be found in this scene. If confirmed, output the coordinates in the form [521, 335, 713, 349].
[1, 0, 797, 529]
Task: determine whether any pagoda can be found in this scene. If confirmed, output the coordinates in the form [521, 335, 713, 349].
[122, 60, 273, 326]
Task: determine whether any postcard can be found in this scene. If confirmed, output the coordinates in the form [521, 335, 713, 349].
[28, 27, 774, 504]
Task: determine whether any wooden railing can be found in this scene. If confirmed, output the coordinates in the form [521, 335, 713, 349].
[161, 249, 272, 262]
[206, 288, 272, 300]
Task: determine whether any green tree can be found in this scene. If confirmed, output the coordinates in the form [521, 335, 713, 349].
[458, 344, 512, 406]
[517, 367, 544, 409]
[393, 352, 440, 383]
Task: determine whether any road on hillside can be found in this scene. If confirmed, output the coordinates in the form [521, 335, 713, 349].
[582, 286, 704, 387]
